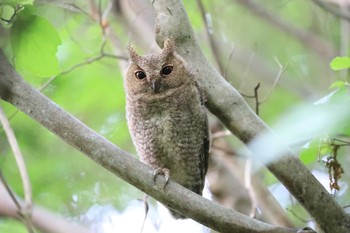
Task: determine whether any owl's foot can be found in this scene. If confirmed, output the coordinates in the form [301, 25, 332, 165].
[153, 168, 170, 190]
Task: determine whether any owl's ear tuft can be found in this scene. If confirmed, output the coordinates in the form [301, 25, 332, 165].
[162, 38, 175, 57]
[127, 44, 141, 64]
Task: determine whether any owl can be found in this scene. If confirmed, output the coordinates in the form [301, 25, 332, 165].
[124, 39, 209, 219]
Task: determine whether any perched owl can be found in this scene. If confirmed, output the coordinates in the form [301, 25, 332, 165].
[124, 39, 209, 219]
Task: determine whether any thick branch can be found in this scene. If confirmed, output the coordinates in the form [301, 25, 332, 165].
[0, 50, 296, 233]
[152, 0, 350, 232]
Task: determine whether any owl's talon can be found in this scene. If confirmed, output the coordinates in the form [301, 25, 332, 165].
[153, 168, 170, 189]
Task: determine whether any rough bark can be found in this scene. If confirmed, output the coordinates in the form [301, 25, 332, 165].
[152, 0, 350, 232]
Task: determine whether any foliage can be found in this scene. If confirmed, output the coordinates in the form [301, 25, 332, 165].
[1, 2, 61, 76]
[330, 57, 350, 71]
[299, 64, 350, 193]
[11, 6, 61, 76]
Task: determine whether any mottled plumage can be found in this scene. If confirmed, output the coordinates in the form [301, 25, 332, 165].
[124, 39, 209, 218]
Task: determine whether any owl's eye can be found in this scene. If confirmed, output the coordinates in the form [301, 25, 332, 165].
[161, 66, 173, 76]
[135, 71, 146, 80]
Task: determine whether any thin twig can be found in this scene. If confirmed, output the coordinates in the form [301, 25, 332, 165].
[0, 5, 24, 24]
[333, 138, 350, 146]
[254, 83, 260, 115]
[211, 130, 232, 140]
[260, 57, 288, 103]
[240, 58, 286, 115]
[239, 57, 286, 115]
[211, 144, 236, 155]
[98, 0, 103, 27]
[0, 171, 21, 210]
[244, 159, 258, 218]
[223, 43, 235, 80]
[0, 107, 32, 209]
[195, 0, 225, 74]
[240, 92, 255, 98]
[101, 1, 114, 33]
[0, 107, 34, 233]
[39, 1, 126, 92]
[41, 55, 98, 91]
[239, 52, 256, 91]
[39, 52, 127, 92]
[58, 2, 90, 16]
[240, 82, 260, 115]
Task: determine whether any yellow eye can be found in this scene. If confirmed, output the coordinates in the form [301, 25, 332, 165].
[135, 70, 146, 80]
[161, 66, 173, 76]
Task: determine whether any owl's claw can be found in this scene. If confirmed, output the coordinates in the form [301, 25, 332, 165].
[153, 168, 170, 190]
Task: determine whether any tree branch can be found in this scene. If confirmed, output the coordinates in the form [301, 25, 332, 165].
[0, 106, 34, 233]
[195, 0, 225, 75]
[0, 50, 297, 233]
[152, 0, 350, 232]
[0, 181, 94, 233]
[312, 0, 350, 22]
[0, 108, 32, 218]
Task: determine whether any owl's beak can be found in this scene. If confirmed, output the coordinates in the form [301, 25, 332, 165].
[150, 79, 161, 93]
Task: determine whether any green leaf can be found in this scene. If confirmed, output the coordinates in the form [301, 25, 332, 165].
[1, 5, 15, 22]
[300, 142, 318, 164]
[329, 81, 346, 89]
[300, 138, 332, 164]
[330, 57, 350, 71]
[10, 7, 61, 77]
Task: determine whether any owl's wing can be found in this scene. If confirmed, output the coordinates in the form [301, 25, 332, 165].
[201, 115, 210, 181]
[195, 80, 207, 105]
[195, 80, 210, 182]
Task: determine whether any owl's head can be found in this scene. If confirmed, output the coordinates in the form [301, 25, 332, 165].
[125, 39, 194, 98]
